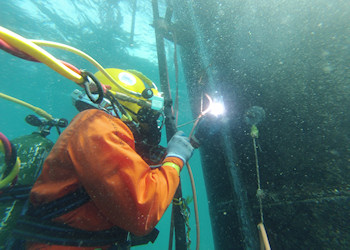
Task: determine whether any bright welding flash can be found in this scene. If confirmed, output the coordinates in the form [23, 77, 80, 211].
[210, 101, 225, 116]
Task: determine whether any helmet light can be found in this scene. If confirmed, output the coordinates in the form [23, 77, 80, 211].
[118, 72, 136, 86]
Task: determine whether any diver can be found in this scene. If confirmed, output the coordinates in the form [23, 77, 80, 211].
[8, 69, 195, 250]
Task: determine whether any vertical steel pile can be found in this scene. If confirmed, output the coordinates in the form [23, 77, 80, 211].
[171, 0, 259, 249]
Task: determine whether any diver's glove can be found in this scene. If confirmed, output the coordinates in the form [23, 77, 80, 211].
[166, 131, 194, 165]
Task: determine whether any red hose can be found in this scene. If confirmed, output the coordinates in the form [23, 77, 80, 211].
[0, 39, 81, 75]
[0, 132, 12, 162]
[0, 38, 39, 62]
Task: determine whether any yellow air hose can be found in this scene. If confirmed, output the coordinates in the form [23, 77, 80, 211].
[0, 26, 149, 101]
[30, 40, 142, 97]
[0, 92, 53, 121]
[0, 156, 20, 189]
[0, 26, 84, 84]
[0, 136, 21, 189]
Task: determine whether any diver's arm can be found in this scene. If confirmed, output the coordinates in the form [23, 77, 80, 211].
[68, 109, 182, 235]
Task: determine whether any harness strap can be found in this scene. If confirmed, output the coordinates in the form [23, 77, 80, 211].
[27, 187, 90, 220]
[0, 185, 32, 202]
[10, 187, 159, 247]
[13, 215, 128, 247]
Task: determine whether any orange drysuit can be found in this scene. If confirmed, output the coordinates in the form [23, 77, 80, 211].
[28, 109, 183, 250]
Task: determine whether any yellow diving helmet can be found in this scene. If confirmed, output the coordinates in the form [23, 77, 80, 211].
[94, 68, 164, 123]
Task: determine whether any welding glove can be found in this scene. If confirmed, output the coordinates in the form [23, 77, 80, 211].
[166, 131, 194, 165]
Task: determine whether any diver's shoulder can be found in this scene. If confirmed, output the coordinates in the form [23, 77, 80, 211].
[74, 109, 125, 128]
[73, 109, 111, 122]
